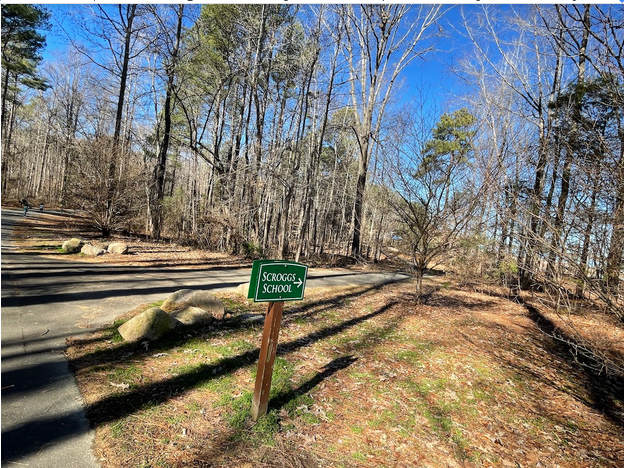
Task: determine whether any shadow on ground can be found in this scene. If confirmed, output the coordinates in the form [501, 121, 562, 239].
[4, 284, 403, 461]
[519, 298, 624, 430]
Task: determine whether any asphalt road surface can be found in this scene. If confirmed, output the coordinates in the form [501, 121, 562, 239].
[1, 208, 410, 467]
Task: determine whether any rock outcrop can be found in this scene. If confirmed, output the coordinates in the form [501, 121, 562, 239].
[235, 282, 250, 297]
[81, 243, 107, 256]
[117, 290, 226, 343]
[170, 305, 214, 327]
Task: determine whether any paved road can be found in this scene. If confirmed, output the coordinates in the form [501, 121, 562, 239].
[1, 208, 410, 467]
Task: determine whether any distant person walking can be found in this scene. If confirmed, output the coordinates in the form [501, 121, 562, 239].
[39, 203, 44, 212]
[20, 198, 31, 216]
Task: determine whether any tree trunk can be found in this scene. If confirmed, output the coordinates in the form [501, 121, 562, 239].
[547, 5, 590, 281]
[104, 5, 138, 236]
[351, 138, 369, 258]
[576, 185, 597, 297]
[606, 143, 624, 295]
[151, 5, 184, 240]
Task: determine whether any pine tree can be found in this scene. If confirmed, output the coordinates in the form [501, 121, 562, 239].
[1, 4, 50, 154]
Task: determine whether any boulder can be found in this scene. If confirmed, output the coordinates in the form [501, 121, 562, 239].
[235, 282, 250, 297]
[192, 291, 226, 319]
[118, 307, 176, 343]
[81, 243, 107, 256]
[62, 238, 84, 253]
[171, 305, 214, 327]
[161, 289, 194, 312]
[162, 289, 225, 320]
[108, 242, 129, 254]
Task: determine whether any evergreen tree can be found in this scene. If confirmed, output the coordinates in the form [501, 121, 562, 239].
[1, 4, 50, 154]
[391, 108, 478, 301]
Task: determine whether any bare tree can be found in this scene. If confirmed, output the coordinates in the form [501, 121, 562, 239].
[65, 5, 151, 235]
[339, 4, 444, 257]
[462, 5, 567, 287]
[144, 4, 186, 240]
[588, 6, 624, 295]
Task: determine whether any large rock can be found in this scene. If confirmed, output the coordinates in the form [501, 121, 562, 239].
[108, 242, 129, 254]
[81, 243, 107, 256]
[171, 305, 214, 327]
[162, 289, 225, 320]
[161, 289, 194, 312]
[118, 307, 176, 342]
[235, 283, 250, 297]
[62, 238, 84, 253]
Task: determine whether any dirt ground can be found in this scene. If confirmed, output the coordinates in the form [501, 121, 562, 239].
[10, 209, 251, 268]
[10, 209, 399, 271]
[64, 280, 624, 468]
[9, 209, 624, 467]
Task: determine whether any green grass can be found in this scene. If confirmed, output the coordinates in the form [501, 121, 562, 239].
[168, 363, 203, 377]
[268, 357, 295, 396]
[230, 339, 255, 353]
[394, 343, 437, 363]
[186, 402, 202, 413]
[350, 424, 363, 434]
[107, 319, 128, 343]
[107, 364, 141, 383]
[110, 420, 125, 438]
[291, 316, 308, 325]
[347, 369, 376, 384]
[368, 409, 398, 429]
[253, 411, 280, 445]
[211, 355, 323, 447]
[222, 391, 253, 430]
[166, 413, 186, 426]
[424, 408, 454, 433]
[200, 374, 235, 393]
[207, 338, 255, 359]
[401, 377, 448, 397]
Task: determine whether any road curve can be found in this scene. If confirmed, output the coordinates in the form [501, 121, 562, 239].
[1, 208, 411, 466]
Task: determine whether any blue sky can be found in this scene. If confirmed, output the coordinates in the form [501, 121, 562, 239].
[39, 4, 477, 113]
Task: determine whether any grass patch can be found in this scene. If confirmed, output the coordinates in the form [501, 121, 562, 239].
[106, 319, 128, 343]
[110, 420, 125, 438]
[222, 391, 254, 430]
[201, 374, 235, 393]
[107, 364, 141, 383]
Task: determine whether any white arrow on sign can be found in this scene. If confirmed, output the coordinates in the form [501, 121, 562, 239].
[294, 278, 303, 288]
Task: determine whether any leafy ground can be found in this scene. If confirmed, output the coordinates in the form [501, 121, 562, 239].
[8, 209, 624, 466]
[65, 280, 624, 467]
[10, 210, 249, 268]
[10, 209, 383, 270]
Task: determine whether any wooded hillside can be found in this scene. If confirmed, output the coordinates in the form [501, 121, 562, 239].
[2, 5, 623, 311]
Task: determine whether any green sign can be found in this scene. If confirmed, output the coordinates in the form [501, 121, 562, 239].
[248, 260, 308, 302]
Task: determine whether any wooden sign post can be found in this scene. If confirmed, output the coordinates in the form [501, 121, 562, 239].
[248, 260, 308, 421]
[251, 300, 284, 420]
